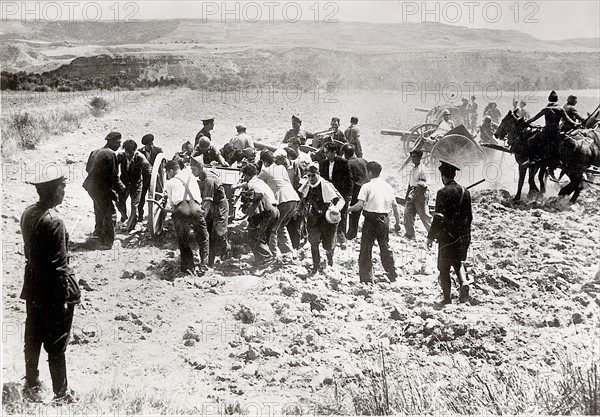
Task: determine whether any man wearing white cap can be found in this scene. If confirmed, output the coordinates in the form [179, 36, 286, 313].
[431, 109, 455, 139]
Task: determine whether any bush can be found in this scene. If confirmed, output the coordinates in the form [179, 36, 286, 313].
[89, 96, 110, 117]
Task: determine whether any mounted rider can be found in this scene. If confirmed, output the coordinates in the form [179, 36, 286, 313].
[523, 90, 578, 168]
[561, 95, 585, 132]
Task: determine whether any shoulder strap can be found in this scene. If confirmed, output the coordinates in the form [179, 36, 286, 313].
[174, 176, 194, 202]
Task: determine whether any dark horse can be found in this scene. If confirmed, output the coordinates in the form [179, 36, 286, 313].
[494, 111, 546, 200]
[558, 127, 600, 202]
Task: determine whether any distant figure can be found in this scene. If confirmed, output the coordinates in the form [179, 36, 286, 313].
[349, 161, 401, 284]
[195, 116, 215, 148]
[427, 160, 473, 306]
[344, 116, 363, 158]
[484, 102, 501, 124]
[431, 109, 455, 139]
[21, 175, 79, 404]
[283, 115, 314, 145]
[478, 116, 497, 145]
[403, 149, 432, 240]
[469, 96, 478, 133]
[518, 100, 530, 121]
[561, 95, 585, 132]
[298, 162, 344, 274]
[229, 124, 254, 150]
[116, 140, 152, 232]
[526, 90, 578, 168]
[139, 134, 163, 220]
[459, 98, 470, 126]
[163, 160, 209, 274]
[82, 132, 124, 249]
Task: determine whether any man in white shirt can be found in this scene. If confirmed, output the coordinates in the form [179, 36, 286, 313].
[163, 160, 209, 274]
[431, 109, 455, 139]
[404, 149, 432, 239]
[349, 161, 401, 284]
[233, 163, 280, 269]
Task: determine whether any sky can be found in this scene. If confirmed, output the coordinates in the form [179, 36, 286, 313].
[4, 1, 599, 40]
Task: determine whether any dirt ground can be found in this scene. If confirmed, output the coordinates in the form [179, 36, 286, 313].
[2, 88, 599, 415]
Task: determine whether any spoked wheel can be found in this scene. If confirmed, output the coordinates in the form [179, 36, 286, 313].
[430, 134, 485, 166]
[148, 153, 169, 237]
[405, 123, 438, 154]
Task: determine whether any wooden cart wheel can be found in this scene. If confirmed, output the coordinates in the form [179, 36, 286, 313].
[430, 134, 485, 166]
[148, 153, 169, 237]
[405, 123, 438, 154]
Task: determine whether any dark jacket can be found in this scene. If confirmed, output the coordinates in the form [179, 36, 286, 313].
[428, 180, 472, 261]
[194, 128, 212, 148]
[83, 146, 123, 201]
[140, 145, 163, 166]
[117, 151, 152, 188]
[20, 205, 74, 306]
[320, 156, 353, 198]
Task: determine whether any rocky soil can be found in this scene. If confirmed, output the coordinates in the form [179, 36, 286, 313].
[2, 89, 599, 415]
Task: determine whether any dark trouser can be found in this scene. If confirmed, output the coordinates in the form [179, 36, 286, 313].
[438, 254, 468, 300]
[24, 302, 74, 397]
[117, 183, 142, 232]
[286, 215, 303, 250]
[206, 212, 228, 267]
[307, 216, 337, 269]
[92, 196, 116, 247]
[269, 201, 298, 255]
[172, 209, 209, 272]
[359, 212, 396, 283]
[347, 185, 362, 240]
[247, 210, 278, 266]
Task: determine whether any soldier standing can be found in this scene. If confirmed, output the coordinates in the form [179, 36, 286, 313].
[116, 140, 152, 232]
[344, 117, 363, 158]
[21, 176, 79, 404]
[427, 160, 473, 305]
[195, 116, 215, 148]
[138, 134, 163, 220]
[403, 149, 432, 240]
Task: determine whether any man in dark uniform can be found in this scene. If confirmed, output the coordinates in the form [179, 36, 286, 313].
[82, 132, 124, 248]
[427, 160, 473, 305]
[342, 144, 368, 240]
[469, 96, 478, 133]
[116, 140, 152, 232]
[195, 116, 215, 149]
[562, 95, 585, 132]
[320, 142, 353, 249]
[21, 176, 79, 404]
[193, 136, 229, 166]
[138, 134, 163, 220]
[525, 90, 578, 167]
[190, 157, 230, 266]
[283, 115, 314, 145]
[344, 117, 363, 158]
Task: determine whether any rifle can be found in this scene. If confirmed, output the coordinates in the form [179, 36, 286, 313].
[394, 179, 485, 210]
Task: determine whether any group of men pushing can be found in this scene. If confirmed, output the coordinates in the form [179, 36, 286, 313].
[18, 113, 476, 404]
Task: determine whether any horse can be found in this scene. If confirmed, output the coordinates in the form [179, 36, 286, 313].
[557, 126, 600, 202]
[494, 111, 546, 201]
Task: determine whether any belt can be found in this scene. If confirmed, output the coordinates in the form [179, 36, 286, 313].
[363, 211, 388, 218]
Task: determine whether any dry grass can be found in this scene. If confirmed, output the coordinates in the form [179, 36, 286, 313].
[315, 345, 600, 415]
[1, 106, 89, 156]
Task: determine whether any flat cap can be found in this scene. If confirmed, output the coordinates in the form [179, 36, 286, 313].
[201, 116, 215, 123]
[105, 131, 122, 141]
[141, 133, 154, 145]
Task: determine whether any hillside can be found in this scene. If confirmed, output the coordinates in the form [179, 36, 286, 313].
[1, 20, 598, 91]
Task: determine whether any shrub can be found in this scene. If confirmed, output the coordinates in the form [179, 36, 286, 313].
[89, 96, 110, 117]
